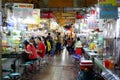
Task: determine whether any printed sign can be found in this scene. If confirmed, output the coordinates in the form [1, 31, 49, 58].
[33, 9, 40, 24]
[99, 0, 116, 6]
[13, 3, 33, 9]
[99, 4, 118, 19]
[13, 3, 33, 18]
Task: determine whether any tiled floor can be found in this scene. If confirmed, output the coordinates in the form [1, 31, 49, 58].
[33, 48, 78, 80]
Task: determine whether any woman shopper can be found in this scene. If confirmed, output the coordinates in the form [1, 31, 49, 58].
[35, 36, 46, 59]
[23, 40, 38, 71]
[23, 40, 38, 60]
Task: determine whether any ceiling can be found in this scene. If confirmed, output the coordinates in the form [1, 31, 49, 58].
[2, 0, 98, 8]
[2, 0, 98, 26]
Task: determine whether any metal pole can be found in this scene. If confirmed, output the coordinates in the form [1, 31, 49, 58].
[0, 0, 2, 79]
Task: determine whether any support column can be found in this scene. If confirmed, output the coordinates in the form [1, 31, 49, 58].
[0, 0, 2, 79]
[59, 8, 63, 26]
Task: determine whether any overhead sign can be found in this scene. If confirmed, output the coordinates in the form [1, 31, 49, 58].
[99, 4, 118, 19]
[99, 0, 116, 6]
[13, 3, 33, 18]
[41, 11, 55, 19]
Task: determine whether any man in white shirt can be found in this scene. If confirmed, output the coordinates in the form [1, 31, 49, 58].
[74, 37, 82, 50]
[74, 37, 83, 56]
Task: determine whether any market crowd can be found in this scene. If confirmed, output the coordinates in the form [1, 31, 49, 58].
[21, 32, 88, 70]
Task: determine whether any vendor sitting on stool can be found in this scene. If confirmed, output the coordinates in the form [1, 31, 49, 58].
[74, 37, 83, 56]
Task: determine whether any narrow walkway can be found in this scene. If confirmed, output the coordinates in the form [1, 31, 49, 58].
[33, 48, 78, 80]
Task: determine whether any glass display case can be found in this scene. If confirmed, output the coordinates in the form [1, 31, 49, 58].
[2, 29, 22, 54]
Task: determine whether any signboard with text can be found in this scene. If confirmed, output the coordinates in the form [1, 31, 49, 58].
[13, 3, 33, 18]
[99, 4, 118, 19]
[13, 3, 33, 9]
[99, 0, 116, 6]
[41, 11, 54, 18]
[33, 9, 40, 24]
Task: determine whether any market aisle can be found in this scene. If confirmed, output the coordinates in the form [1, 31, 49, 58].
[33, 48, 78, 80]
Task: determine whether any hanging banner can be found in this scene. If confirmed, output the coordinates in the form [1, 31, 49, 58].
[99, 4, 118, 19]
[41, 11, 54, 18]
[33, 9, 40, 24]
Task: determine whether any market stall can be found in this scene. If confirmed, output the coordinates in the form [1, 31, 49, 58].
[73, 5, 120, 79]
[83, 5, 120, 80]
[1, 3, 41, 78]
[40, 11, 60, 38]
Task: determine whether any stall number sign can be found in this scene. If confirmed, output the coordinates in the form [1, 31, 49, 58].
[100, 4, 118, 19]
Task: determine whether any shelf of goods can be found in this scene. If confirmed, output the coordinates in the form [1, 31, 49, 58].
[2, 30, 22, 54]
[85, 48, 120, 80]
[94, 58, 120, 80]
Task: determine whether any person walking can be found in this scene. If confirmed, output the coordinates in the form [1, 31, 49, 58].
[55, 32, 62, 55]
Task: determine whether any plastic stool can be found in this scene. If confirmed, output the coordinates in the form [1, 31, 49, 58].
[2, 76, 10, 80]
[2, 69, 13, 73]
[72, 54, 81, 60]
[19, 62, 31, 74]
[25, 61, 33, 65]
[8, 73, 21, 80]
